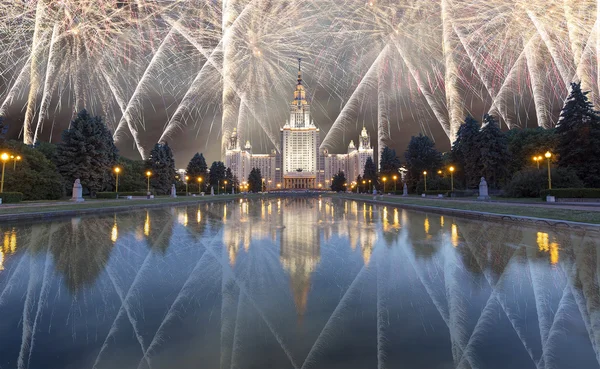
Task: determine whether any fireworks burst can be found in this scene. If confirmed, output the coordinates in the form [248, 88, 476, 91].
[0, 1, 598, 158]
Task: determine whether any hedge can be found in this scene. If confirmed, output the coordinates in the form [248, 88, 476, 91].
[96, 191, 154, 199]
[450, 190, 477, 198]
[540, 188, 600, 199]
[423, 190, 448, 196]
[0, 192, 23, 203]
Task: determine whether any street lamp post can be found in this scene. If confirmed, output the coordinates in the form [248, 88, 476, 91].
[224, 180, 228, 194]
[362, 180, 366, 193]
[545, 151, 552, 189]
[368, 179, 372, 192]
[185, 176, 189, 195]
[393, 175, 398, 193]
[355, 182, 359, 194]
[533, 156, 540, 169]
[382, 177, 387, 193]
[146, 171, 152, 194]
[0, 153, 9, 192]
[197, 177, 203, 194]
[262, 178, 265, 192]
[423, 171, 427, 192]
[449, 166, 455, 192]
[268, 180, 272, 193]
[114, 167, 121, 193]
[11, 155, 21, 170]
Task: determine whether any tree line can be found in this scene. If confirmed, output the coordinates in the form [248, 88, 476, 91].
[341, 82, 600, 197]
[0, 109, 268, 199]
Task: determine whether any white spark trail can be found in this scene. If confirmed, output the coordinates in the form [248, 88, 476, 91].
[23, 0, 48, 144]
[321, 45, 389, 150]
[34, 24, 61, 143]
[113, 28, 178, 159]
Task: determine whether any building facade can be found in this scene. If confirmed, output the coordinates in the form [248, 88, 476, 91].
[226, 60, 373, 190]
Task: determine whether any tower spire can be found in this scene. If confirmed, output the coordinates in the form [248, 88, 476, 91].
[297, 57, 302, 85]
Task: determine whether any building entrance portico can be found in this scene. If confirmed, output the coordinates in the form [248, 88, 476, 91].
[284, 176, 316, 189]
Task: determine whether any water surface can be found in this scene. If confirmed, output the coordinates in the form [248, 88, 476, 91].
[0, 197, 599, 369]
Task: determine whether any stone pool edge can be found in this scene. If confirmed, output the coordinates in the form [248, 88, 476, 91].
[0, 195, 251, 223]
[340, 195, 600, 234]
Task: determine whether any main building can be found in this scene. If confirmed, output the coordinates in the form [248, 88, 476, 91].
[226, 60, 373, 190]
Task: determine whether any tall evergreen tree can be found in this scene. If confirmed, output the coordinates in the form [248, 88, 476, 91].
[475, 114, 510, 189]
[247, 168, 263, 193]
[186, 153, 208, 182]
[55, 109, 119, 195]
[556, 82, 600, 187]
[209, 161, 226, 190]
[451, 115, 480, 187]
[0, 117, 7, 143]
[225, 167, 239, 192]
[331, 171, 347, 192]
[362, 156, 378, 189]
[379, 146, 401, 177]
[404, 133, 442, 190]
[145, 142, 176, 195]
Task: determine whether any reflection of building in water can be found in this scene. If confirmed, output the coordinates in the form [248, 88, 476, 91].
[279, 199, 321, 319]
[222, 199, 278, 266]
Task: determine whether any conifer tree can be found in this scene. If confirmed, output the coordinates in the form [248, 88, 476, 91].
[145, 142, 176, 194]
[247, 168, 263, 193]
[451, 115, 480, 187]
[475, 114, 510, 189]
[186, 153, 208, 182]
[556, 82, 600, 187]
[404, 133, 442, 190]
[379, 146, 401, 177]
[331, 171, 347, 192]
[362, 156, 378, 189]
[56, 109, 118, 195]
[209, 161, 227, 189]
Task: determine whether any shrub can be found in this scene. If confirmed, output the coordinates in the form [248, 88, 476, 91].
[416, 176, 453, 194]
[540, 188, 600, 199]
[1, 141, 65, 200]
[503, 168, 584, 198]
[0, 192, 23, 203]
[450, 190, 477, 197]
[423, 190, 449, 196]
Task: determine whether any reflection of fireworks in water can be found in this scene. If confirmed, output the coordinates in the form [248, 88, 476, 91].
[0, 1, 599, 158]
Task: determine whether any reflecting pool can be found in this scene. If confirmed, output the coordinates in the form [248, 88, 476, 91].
[1, 197, 599, 369]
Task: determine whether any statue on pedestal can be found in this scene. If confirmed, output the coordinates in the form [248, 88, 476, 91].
[170, 184, 177, 198]
[210, 186, 215, 196]
[477, 177, 491, 200]
[402, 183, 408, 197]
[71, 179, 84, 202]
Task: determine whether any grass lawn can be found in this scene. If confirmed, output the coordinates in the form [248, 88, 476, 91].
[345, 194, 600, 224]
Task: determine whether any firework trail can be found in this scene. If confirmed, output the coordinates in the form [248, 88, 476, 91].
[1, 1, 600, 156]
